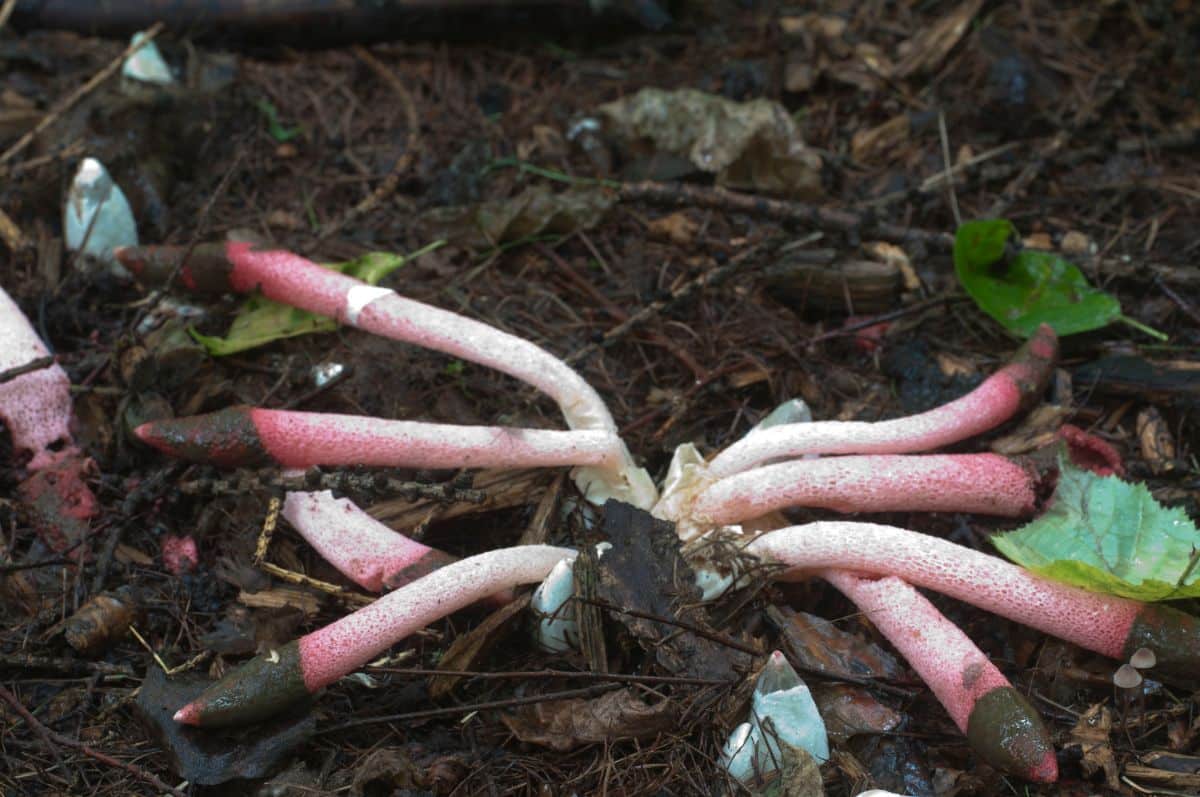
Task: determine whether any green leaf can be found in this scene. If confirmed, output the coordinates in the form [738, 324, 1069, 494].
[192, 245, 441, 357]
[954, 219, 1124, 337]
[992, 455, 1200, 601]
[254, 99, 302, 143]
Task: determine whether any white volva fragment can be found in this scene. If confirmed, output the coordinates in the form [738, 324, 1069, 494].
[530, 543, 610, 653]
[122, 31, 175, 86]
[64, 158, 138, 275]
[343, 285, 395, 325]
[722, 651, 829, 783]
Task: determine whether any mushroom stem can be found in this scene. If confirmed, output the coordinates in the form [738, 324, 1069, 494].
[707, 325, 1057, 478]
[0, 287, 77, 470]
[748, 523, 1200, 677]
[281, 490, 515, 603]
[117, 241, 655, 508]
[282, 491, 456, 593]
[173, 544, 576, 727]
[693, 453, 1038, 523]
[135, 406, 625, 470]
[823, 570, 1057, 782]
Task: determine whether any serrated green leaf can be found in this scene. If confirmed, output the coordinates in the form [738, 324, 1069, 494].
[192, 246, 440, 357]
[992, 455, 1200, 601]
[953, 219, 1123, 337]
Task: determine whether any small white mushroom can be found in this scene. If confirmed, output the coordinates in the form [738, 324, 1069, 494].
[122, 31, 175, 87]
[64, 158, 138, 275]
[722, 650, 829, 783]
[1129, 647, 1157, 670]
[530, 542, 610, 653]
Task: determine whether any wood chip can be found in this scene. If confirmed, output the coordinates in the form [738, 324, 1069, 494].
[239, 586, 323, 616]
[1136, 406, 1177, 474]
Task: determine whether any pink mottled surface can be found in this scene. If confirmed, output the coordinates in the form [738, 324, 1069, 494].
[0, 287, 75, 470]
[823, 571, 1011, 731]
[225, 242, 350, 319]
[708, 372, 1024, 477]
[162, 535, 199, 575]
[748, 522, 1140, 658]
[694, 453, 1037, 523]
[251, 409, 621, 470]
[283, 491, 438, 592]
[298, 545, 575, 690]
[355, 294, 614, 433]
[1059, 424, 1124, 476]
[223, 242, 615, 435]
[18, 454, 97, 552]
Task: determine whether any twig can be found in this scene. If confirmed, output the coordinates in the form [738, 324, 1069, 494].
[937, 111, 962, 227]
[0, 0, 18, 31]
[322, 44, 421, 238]
[319, 684, 623, 733]
[0, 24, 165, 174]
[368, 666, 733, 686]
[617, 181, 954, 252]
[804, 295, 967, 346]
[565, 242, 767, 365]
[858, 127, 1200, 212]
[577, 596, 761, 656]
[0, 652, 135, 677]
[537, 241, 706, 379]
[0, 205, 28, 253]
[1156, 276, 1200, 327]
[0, 539, 84, 572]
[177, 468, 487, 504]
[0, 355, 55, 386]
[0, 683, 186, 797]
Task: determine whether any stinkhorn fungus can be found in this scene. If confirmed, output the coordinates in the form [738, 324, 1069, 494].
[281, 491, 457, 593]
[173, 544, 576, 727]
[691, 453, 1039, 523]
[705, 324, 1057, 478]
[722, 650, 830, 783]
[0, 287, 77, 471]
[822, 571, 1057, 782]
[64, 158, 138, 275]
[0, 285, 98, 553]
[119, 230, 1190, 787]
[135, 407, 627, 471]
[115, 241, 656, 508]
[747, 523, 1200, 677]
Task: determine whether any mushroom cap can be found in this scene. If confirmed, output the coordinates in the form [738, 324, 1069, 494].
[1129, 647, 1157, 670]
[1113, 663, 1143, 690]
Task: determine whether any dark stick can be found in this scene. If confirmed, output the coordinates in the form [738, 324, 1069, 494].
[577, 596, 761, 655]
[319, 684, 622, 733]
[617, 181, 954, 252]
[0, 354, 55, 386]
[367, 666, 732, 686]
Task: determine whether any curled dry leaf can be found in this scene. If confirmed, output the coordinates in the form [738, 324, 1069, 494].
[597, 88, 822, 196]
[500, 688, 677, 751]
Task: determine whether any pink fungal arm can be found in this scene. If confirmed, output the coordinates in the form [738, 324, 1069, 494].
[706, 326, 1058, 478]
[0, 287, 75, 470]
[823, 570, 1057, 782]
[136, 406, 624, 470]
[173, 544, 576, 726]
[116, 241, 655, 507]
[282, 491, 456, 592]
[692, 453, 1038, 524]
[747, 523, 1200, 676]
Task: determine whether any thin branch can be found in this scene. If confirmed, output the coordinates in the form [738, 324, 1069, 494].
[0, 355, 55, 386]
[0, 24, 165, 173]
[319, 684, 622, 733]
[0, 683, 185, 796]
